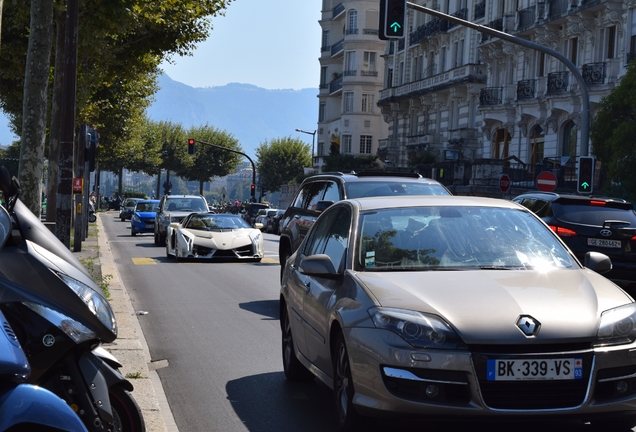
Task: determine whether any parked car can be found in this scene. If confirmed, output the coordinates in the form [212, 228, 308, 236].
[513, 192, 636, 289]
[130, 199, 160, 236]
[280, 195, 634, 430]
[278, 171, 451, 279]
[119, 197, 142, 221]
[166, 213, 263, 261]
[255, 208, 278, 231]
[154, 194, 208, 246]
[244, 203, 270, 227]
[269, 209, 286, 234]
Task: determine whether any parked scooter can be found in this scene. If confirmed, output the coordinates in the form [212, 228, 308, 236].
[89, 200, 97, 223]
[0, 206, 88, 431]
[0, 167, 145, 432]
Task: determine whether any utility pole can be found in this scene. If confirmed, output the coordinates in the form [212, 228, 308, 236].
[404, 2, 591, 155]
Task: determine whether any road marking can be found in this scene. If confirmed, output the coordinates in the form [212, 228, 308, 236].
[261, 258, 279, 264]
[132, 258, 157, 265]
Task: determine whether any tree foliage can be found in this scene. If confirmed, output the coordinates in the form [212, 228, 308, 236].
[590, 61, 636, 202]
[322, 154, 379, 173]
[256, 137, 311, 193]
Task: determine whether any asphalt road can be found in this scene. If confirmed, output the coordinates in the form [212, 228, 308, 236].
[100, 212, 635, 432]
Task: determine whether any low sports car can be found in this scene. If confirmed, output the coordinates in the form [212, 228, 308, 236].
[166, 213, 264, 261]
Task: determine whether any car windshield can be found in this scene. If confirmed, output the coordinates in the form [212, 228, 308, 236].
[135, 202, 159, 212]
[357, 206, 577, 272]
[165, 198, 208, 212]
[553, 203, 636, 226]
[186, 215, 251, 230]
[346, 181, 449, 199]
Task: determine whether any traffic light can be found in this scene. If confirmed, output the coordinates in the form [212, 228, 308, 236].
[187, 138, 196, 155]
[379, 0, 406, 40]
[250, 184, 255, 193]
[577, 156, 594, 194]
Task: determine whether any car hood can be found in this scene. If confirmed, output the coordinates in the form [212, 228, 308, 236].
[354, 269, 633, 344]
[135, 211, 156, 218]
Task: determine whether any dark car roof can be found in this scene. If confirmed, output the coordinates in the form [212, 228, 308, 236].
[303, 171, 440, 184]
[515, 192, 632, 209]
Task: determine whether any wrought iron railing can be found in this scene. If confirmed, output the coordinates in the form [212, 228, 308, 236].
[447, 8, 468, 29]
[361, 70, 378, 77]
[330, 77, 343, 94]
[481, 18, 503, 42]
[547, 71, 569, 95]
[517, 6, 536, 30]
[345, 28, 358, 35]
[363, 29, 378, 35]
[321, 45, 330, 53]
[582, 62, 605, 85]
[517, 79, 536, 100]
[479, 87, 503, 106]
[548, 0, 569, 19]
[409, 17, 448, 45]
[343, 70, 357, 77]
[474, 2, 485, 20]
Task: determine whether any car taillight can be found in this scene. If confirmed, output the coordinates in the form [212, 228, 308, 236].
[549, 225, 577, 237]
[632, 235, 636, 242]
[590, 200, 606, 206]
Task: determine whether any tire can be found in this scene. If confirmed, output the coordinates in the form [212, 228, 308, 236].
[590, 415, 636, 430]
[131, 230, 136, 237]
[280, 247, 291, 282]
[333, 333, 364, 432]
[281, 308, 314, 381]
[89, 213, 97, 223]
[120, 216, 125, 222]
[109, 385, 146, 432]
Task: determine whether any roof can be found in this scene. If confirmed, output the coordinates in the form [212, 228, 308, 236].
[346, 195, 521, 211]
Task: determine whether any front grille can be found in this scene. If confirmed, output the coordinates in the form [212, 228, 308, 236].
[473, 352, 593, 410]
[141, 218, 154, 224]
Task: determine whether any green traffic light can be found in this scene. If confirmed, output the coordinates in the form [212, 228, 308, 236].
[580, 181, 590, 190]
[390, 22, 401, 32]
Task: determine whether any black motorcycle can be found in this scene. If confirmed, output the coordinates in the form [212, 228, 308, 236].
[0, 167, 144, 432]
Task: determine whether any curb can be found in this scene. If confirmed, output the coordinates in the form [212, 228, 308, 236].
[74, 214, 177, 432]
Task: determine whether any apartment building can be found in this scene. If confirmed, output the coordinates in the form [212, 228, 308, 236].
[377, 0, 636, 192]
[316, 0, 389, 171]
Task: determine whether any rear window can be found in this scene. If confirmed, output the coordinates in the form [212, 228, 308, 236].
[345, 181, 450, 199]
[165, 197, 207, 212]
[553, 202, 636, 226]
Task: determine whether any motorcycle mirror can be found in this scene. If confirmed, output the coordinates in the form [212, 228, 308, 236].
[0, 204, 11, 249]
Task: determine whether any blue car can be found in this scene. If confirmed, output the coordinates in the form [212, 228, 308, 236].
[130, 199, 160, 236]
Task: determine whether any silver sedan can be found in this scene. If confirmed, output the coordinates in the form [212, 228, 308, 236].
[279, 195, 636, 431]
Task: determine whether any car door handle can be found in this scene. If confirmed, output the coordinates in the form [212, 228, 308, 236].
[303, 281, 311, 293]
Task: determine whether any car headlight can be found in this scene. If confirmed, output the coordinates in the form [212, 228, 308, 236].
[369, 307, 466, 350]
[23, 302, 97, 344]
[132, 214, 140, 223]
[52, 271, 118, 337]
[595, 303, 636, 347]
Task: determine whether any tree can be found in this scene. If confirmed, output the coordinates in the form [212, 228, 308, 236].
[182, 125, 243, 194]
[590, 61, 636, 202]
[256, 137, 311, 194]
[323, 154, 379, 173]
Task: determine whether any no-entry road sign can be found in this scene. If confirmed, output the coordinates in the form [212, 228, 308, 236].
[536, 171, 558, 192]
[499, 174, 511, 193]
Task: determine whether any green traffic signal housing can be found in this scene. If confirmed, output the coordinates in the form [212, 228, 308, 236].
[379, 0, 406, 40]
[577, 156, 594, 194]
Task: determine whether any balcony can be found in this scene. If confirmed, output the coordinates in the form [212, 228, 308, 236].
[361, 70, 378, 77]
[321, 45, 331, 53]
[330, 76, 343, 94]
[343, 70, 357, 77]
[345, 28, 358, 35]
[479, 87, 503, 106]
[363, 29, 378, 36]
[474, 2, 485, 20]
[409, 17, 448, 45]
[517, 79, 536, 100]
[582, 62, 606, 85]
[331, 39, 344, 57]
[480, 18, 503, 42]
[332, 3, 345, 19]
[447, 8, 468, 30]
[547, 71, 569, 95]
[548, 0, 569, 20]
[517, 6, 536, 31]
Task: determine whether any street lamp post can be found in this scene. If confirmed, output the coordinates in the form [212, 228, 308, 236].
[295, 128, 316, 167]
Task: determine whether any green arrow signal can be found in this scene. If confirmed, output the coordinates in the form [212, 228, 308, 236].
[581, 181, 590, 189]
[390, 22, 401, 33]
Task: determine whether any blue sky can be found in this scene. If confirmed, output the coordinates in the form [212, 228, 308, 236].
[160, 0, 323, 90]
[0, 0, 323, 143]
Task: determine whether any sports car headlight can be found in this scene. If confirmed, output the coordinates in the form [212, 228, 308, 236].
[369, 307, 466, 350]
[23, 302, 97, 344]
[595, 303, 636, 347]
[52, 271, 117, 337]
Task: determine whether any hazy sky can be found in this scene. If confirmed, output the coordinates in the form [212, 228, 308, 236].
[160, 0, 323, 90]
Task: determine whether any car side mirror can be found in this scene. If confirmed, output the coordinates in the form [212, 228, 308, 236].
[316, 200, 334, 213]
[299, 254, 339, 279]
[254, 222, 264, 230]
[584, 251, 612, 274]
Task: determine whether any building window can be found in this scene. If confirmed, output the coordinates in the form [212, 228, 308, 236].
[320, 67, 328, 88]
[319, 102, 326, 122]
[538, 52, 545, 77]
[345, 51, 356, 75]
[492, 128, 511, 159]
[454, 40, 464, 68]
[561, 120, 577, 161]
[343, 92, 354, 113]
[398, 61, 405, 85]
[342, 134, 352, 154]
[361, 93, 374, 113]
[607, 26, 616, 59]
[348, 10, 358, 33]
[529, 125, 545, 178]
[570, 37, 578, 65]
[440, 47, 447, 72]
[322, 30, 330, 49]
[360, 135, 372, 154]
[363, 52, 377, 74]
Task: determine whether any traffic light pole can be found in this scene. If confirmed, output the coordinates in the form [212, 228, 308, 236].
[189, 139, 257, 203]
[405, 2, 590, 156]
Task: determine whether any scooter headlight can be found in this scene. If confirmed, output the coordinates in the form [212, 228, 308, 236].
[53, 271, 118, 337]
[23, 303, 97, 344]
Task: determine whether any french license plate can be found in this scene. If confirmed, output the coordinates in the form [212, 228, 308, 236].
[145, 224, 154, 229]
[487, 358, 582, 381]
[588, 238, 621, 248]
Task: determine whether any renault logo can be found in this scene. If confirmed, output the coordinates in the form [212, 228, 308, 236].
[600, 229, 612, 237]
[517, 315, 540, 337]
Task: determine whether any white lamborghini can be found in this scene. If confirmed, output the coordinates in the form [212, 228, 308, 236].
[166, 213, 264, 261]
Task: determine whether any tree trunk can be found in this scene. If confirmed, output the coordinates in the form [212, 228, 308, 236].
[199, 180, 204, 195]
[18, 0, 54, 216]
[46, 7, 66, 222]
[0, 0, 4, 54]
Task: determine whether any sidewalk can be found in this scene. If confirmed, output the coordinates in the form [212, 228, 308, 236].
[73, 213, 177, 432]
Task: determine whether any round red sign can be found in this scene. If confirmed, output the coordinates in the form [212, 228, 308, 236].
[536, 171, 558, 192]
[499, 174, 511, 193]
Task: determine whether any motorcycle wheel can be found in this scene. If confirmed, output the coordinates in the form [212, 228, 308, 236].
[89, 213, 97, 223]
[109, 385, 145, 432]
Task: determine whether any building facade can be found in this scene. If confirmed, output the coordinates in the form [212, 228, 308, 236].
[316, 0, 390, 171]
[377, 0, 636, 193]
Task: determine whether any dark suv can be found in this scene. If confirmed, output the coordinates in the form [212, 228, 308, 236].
[278, 171, 450, 277]
[513, 192, 636, 288]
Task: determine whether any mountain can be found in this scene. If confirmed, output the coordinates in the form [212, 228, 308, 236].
[147, 74, 319, 157]
[0, 74, 319, 157]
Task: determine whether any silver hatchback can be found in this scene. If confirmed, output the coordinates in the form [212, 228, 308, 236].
[280, 196, 636, 430]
